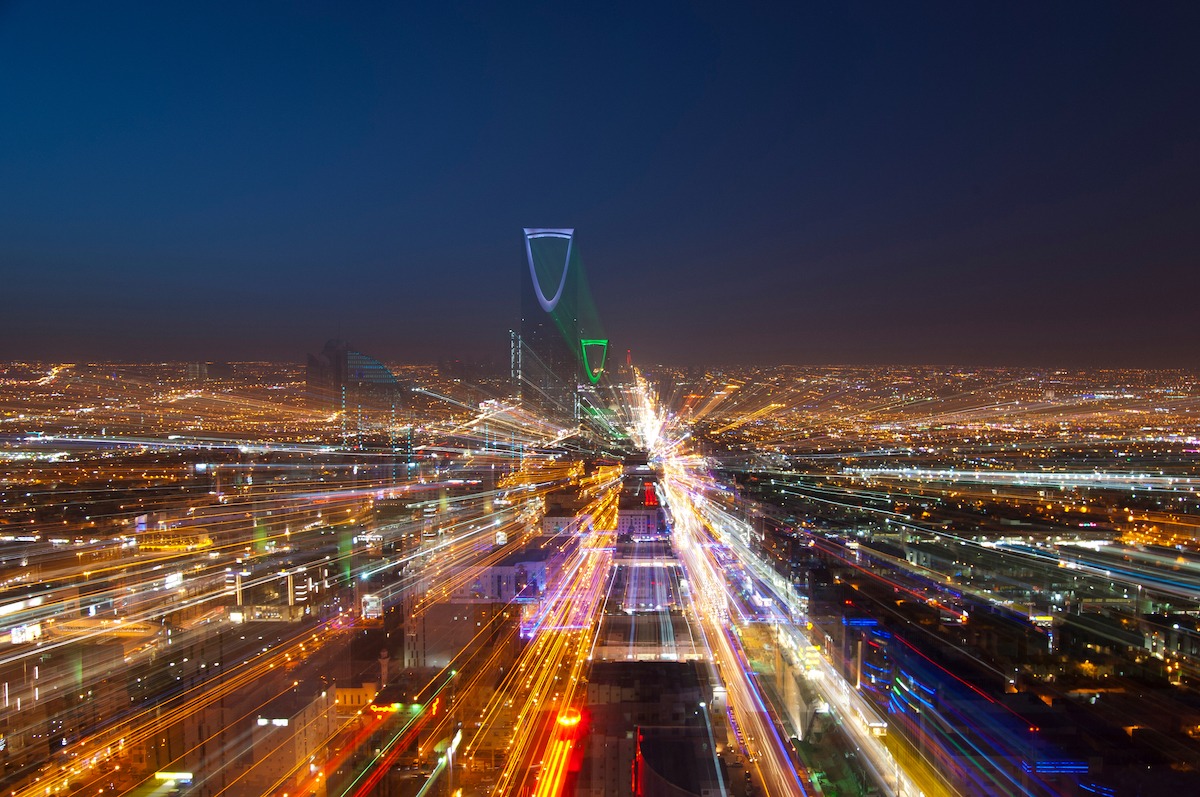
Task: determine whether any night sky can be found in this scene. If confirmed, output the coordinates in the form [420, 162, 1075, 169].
[2, 2, 1198, 367]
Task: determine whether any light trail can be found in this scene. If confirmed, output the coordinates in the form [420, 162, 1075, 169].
[850, 466, 1200, 492]
[635, 374, 812, 797]
[665, 471, 809, 796]
[7, 360, 1200, 797]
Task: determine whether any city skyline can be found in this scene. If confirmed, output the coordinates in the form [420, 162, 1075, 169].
[3, 3, 1199, 367]
[8, 7, 1200, 794]
[5, 358, 1200, 797]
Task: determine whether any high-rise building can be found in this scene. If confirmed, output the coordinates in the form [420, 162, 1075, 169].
[517, 228, 612, 425]
[306, 338, 351, 406]
[305, 339, 406, 438]
[517, 228, 583, 422]
[306, 339, 401, 405]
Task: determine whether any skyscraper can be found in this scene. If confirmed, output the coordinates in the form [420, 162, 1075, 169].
[517, 228, 583, 423]
[305, 338, 406, 440]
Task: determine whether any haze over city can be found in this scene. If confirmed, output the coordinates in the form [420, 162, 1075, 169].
[3, 2, 1198, 366]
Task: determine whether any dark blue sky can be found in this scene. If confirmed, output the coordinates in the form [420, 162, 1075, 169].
[2, 2, 1197, 366]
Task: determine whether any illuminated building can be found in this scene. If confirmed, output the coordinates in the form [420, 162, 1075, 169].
[186, 361, 233, 382]
[516, 228, 582, 422]
[241, 682, 336, 797]
[616, 476, 664, 537]
[306, 339, 403, 406]
[516, 228, 611, 425]
[305, 338, 406, 440]
[403, 541, 565, 667]
[544, 483, 597, 534]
